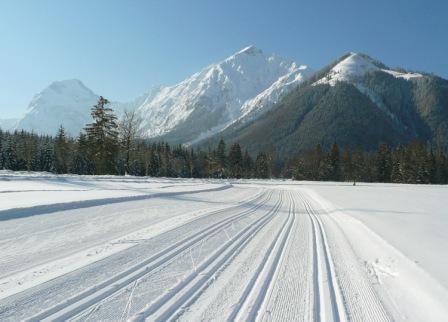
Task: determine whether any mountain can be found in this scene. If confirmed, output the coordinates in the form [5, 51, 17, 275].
[12, 47, 311, 140]
[0, 118, 18, 131]
[201, 53, 448, 158]
[14, 80, 99, 136]
[12, 80, 142, 136]
[136, 46, 312, 144]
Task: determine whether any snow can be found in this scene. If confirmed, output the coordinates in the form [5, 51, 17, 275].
[136, 46, 311, 142]
[0, 174, 447, 321]
[381, 69, 423, 80]
[314, 52, 380, 86]
[13, 80, 99, 136]
[314, 52, 423, 87]
[223, 64, 312, 131]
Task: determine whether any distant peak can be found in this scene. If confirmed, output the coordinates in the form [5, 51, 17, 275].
[340, 52, 387, 69]
[51, 79, 83, 86]
[235, 45, 263, 56]
[47, 79, 87, 91]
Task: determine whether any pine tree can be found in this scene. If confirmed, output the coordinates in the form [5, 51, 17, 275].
[0, 130, 3, 169]
[342, 149, 353, 181]
[328, 143, 341, 181]
[54, 126, 69, 173]
[160, 143, 173, 177]
[390, 147, 404, 183]
[84, 96, 119, 174]
[228, 143, 243, 178]
[3, 137, 18, 170]
[72, 133, 95, 174]
[351, 151, 364, 185]
[242, 149, 254, 178]
[255, 152, 270, 179]
[216, 139, 227, 178]
[375, 143, 392, 182]
[311, 144, 324, 180]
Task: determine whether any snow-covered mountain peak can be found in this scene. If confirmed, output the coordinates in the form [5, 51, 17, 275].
[314, 52, 381, 86]
[315, 52, 422, 86]
[30, 79, 95, 105]
[234, 45, 263, 56]
[15, 79, 100, 136]
[137, 46, 311, 142]
[47, 79, 90, 91]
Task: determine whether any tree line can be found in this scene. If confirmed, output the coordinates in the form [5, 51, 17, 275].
[0, 97, 271, 179]
[291, 142, 448, 184]
[0, 96, 447, 184]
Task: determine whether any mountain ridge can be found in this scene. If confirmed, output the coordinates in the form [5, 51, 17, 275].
[6, 49, 447, 156]
[198, 52, 448, 157]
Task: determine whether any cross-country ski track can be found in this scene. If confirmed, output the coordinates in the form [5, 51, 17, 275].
[1, 175, 448, 321]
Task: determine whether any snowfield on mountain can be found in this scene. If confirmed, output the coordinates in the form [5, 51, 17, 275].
[0, 172, 447, 321]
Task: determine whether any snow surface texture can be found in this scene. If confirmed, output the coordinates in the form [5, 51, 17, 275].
[11, 47, 311, 140]
[0, 173, 447, 321]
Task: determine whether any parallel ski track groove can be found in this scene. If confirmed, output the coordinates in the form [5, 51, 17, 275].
[26, 189, 273, 322]
[129, 190, 285, 322]
[227, 191, 295, 322]
[300, 192, 347, 322]
[303, 192, 391, 322]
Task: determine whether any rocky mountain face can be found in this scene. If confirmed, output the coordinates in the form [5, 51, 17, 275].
[135, 46, 312, 144]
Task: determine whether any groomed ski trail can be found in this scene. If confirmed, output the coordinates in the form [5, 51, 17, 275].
[26, 191, 274, 322]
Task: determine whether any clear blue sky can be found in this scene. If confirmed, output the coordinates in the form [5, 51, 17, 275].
[1, 0, 447, 118]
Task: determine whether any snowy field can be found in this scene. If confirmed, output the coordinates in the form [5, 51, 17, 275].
[0, 172, 447, 321]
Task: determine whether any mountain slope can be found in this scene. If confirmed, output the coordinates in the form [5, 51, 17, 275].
[201, 53, 448, 157]
[137, 46, 312, 144]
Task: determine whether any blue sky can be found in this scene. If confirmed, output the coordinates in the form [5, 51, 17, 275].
[1, 0, 447, 118]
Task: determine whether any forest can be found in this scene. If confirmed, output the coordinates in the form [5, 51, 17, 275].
[0, 97, 447, 184]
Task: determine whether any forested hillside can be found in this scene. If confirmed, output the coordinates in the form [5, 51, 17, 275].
[202, 53, 448, 159]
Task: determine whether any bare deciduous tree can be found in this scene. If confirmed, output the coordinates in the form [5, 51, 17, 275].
[119, 110, 143, 174]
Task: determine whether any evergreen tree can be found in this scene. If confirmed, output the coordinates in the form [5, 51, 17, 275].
[375, 143, 392, 182]
[54, 126, 69, 173]
[84, 96, 119, 174]
[72, 133, 95, 174]
[242, 149, 254, 178]
[3, 137, 18, 170]
[328, 143, 341, 181]
[351, 151, 364, 185]
[390, 146, 404, 183]
[228, 143, 243, 178]
[311, 144, 324, 180]
[342, 149, 353, 181]
[146, 149, 160, 177]
[216, 139, 227, 178]
[255, 152, 270, 179]
[0, 130, 3, 169]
